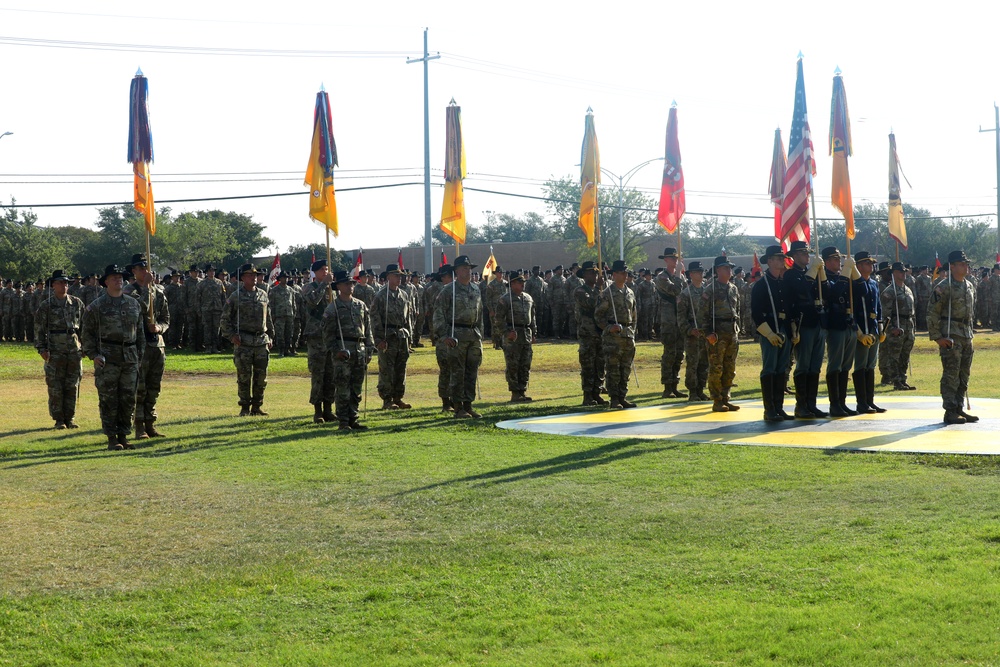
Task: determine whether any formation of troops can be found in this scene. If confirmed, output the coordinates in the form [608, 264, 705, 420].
[8, 243, 996, 450]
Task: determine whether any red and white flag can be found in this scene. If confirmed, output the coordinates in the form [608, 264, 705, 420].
[440, 249, 448, 267]
[656, 105, 685, 234]
[779, 57, 816, 248]
[397, 248, 405, 272]
[309, 248, 316, 281]
[268, 253, 281, 285]
[350, 248, 364, 279]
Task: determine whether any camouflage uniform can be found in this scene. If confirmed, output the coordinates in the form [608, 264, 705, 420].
[291, 280, 305, 353]
[301, 281, 335, 408]
[220, 284, 274, 412]
[524, 273, 548, 336]
[422, 279, 443, 344]
[549, 272, 568, 338]
[635, 276, 655, 340]
[433, 280, 483, 409]
[486, 277, 508, 349]
[677, 283, 708, 399]
[371, 285, 412, 405]
[698, 280, 740, 407]
[34, 292, 85, 426]
[654, 270, 686, 395]
[928, 275, 975, 417]
[575, 281, 607, 405]
[914, 273, 932, 331]
[322, 295, 374, 428]
[268, 282, 297, 356]
[989, 272, 1000, 332]
[131, 282, 170, 433]
[81, 281, 100, 308]
[881, 281, 915, 389]
[182, 272, 202, 350]
[164, 279, 183, 347]
[196, 276, 227, 352]
[0, 283, 12, 340]
[563, 273, 583, 338]
[496, 289, 536, 398]
[81, 292, 144, 439]
[594, 283, 636, 406]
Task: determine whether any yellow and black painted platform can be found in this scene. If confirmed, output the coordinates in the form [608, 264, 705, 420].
[496, 396, 1000, 455]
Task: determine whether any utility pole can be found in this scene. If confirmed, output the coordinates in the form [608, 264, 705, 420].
[979, 103, 1000, 259]
[407, 28, 440, 275]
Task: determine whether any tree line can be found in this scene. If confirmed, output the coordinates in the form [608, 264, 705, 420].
[412, 176, 998, 269]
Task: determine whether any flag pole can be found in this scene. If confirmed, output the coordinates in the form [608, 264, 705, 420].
[325, 227, 333, 301]
[810, 189, 822, 302]
[596, 203, 603, 278]
[144, 227, 154, 322]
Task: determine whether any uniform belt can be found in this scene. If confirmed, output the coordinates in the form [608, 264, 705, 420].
[607, 321, 633, 325]
[100, 339, 136, 346]
[48, 329, 78, 334]
[238, 329, 264, 336]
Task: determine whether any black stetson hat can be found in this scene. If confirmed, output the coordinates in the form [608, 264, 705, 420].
[948, 250, 970, 264]
[453, 255, 478, 269]
[576, 260, 599, 278]
[713, 255, 735, 269]
[762, 245, 786, 261]
[853, 250, 875, 264]
[50, 269, 70, 282]
[100, 264, 126, 286]
[311, 259, 328, 272]
[610, 259, 629, 273]
[332, 270, 356, 285]
[821, 246, 844, 260]
[789, 240, 811, 254]
[237, 263, 258, 277]
[658, 247, 679, 259]
[685, 260, 705, 275]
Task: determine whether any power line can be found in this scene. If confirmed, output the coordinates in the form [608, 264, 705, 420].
[0, 35, 410, 58]
[3, 180, 995, 224]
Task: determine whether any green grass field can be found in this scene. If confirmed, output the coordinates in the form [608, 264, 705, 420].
[2, 336, 1000, 666]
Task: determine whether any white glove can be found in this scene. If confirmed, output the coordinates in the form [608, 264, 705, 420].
[844, 256, 861, 281]
[806, 256, 827, 281]
[757, 322, 784, 347]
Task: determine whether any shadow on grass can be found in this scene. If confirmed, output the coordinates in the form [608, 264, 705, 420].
[396, 437, 681, 494]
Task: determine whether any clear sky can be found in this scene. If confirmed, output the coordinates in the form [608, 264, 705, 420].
[1, 1, 998, 271]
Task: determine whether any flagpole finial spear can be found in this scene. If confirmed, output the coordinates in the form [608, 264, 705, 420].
[586, 106, 593, 114]
[671, 100, 678, 109]
[834, 65, 842, 76]
[320, 83, 326, 92]
[449, 97, 456, 105]
[136, 66, 143, 76]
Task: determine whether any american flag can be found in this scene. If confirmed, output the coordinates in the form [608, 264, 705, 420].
[779, 57, 815, 247]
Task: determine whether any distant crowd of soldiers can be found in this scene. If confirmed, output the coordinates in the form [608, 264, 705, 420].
[11, 244, 998, 450]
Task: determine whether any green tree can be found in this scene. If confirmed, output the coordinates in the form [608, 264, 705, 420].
[0, 200, 71, 280]
[413, 211, 558, 247]
[674, 216, 762, 258]
[281, 244, 350, 274]
[542, 175, 657, 266]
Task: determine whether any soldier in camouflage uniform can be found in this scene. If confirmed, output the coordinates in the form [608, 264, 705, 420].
[34, 270, 85, 429]
[653, 247, 687, 398]
[164, 273, 183, 348]
[699, 256, 741, 412]
[434, 255, 484, 419]
[524, 266, 548, 338]
[929, 250, 978, 424]
[574, 261, 608, 406]
[81, 274, 101, 308]
[486, 268, 508, 350]
[496, 271, 536, 402]
[881, 262, 916, 392]
[677, 261, 709, 401]
[422, 271, 443, 346]
[182, 264, 202, 351]
[432, 265, 456, 412]
[549, 265, 568, 339]
[129, 253, 170, 439]
[914, 265, 932, 331]
[635, 269, 655, 341]
[0, 279, 13, 340]
[290, 271, 305, 355]
[301, 260, 336, 423]
[22, 282, 35, 343]
[595, 260, 637, 409]
[988, 263, 1000, 332]
[371, 264, 413, 410]
[221, 264, 273, 416]
[410, 272, 426, 347]
[563, 262, 583, 339]
[197, 264, 227, 353]
[269, 272, 297, 356]
[322, 270, 375, 431]
[81, 264, 144, 450]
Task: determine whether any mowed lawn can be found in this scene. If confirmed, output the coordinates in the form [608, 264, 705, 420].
[2, 335, 1000, 666]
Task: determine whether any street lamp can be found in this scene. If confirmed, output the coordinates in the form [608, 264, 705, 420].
[600, 157, 664, 260]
